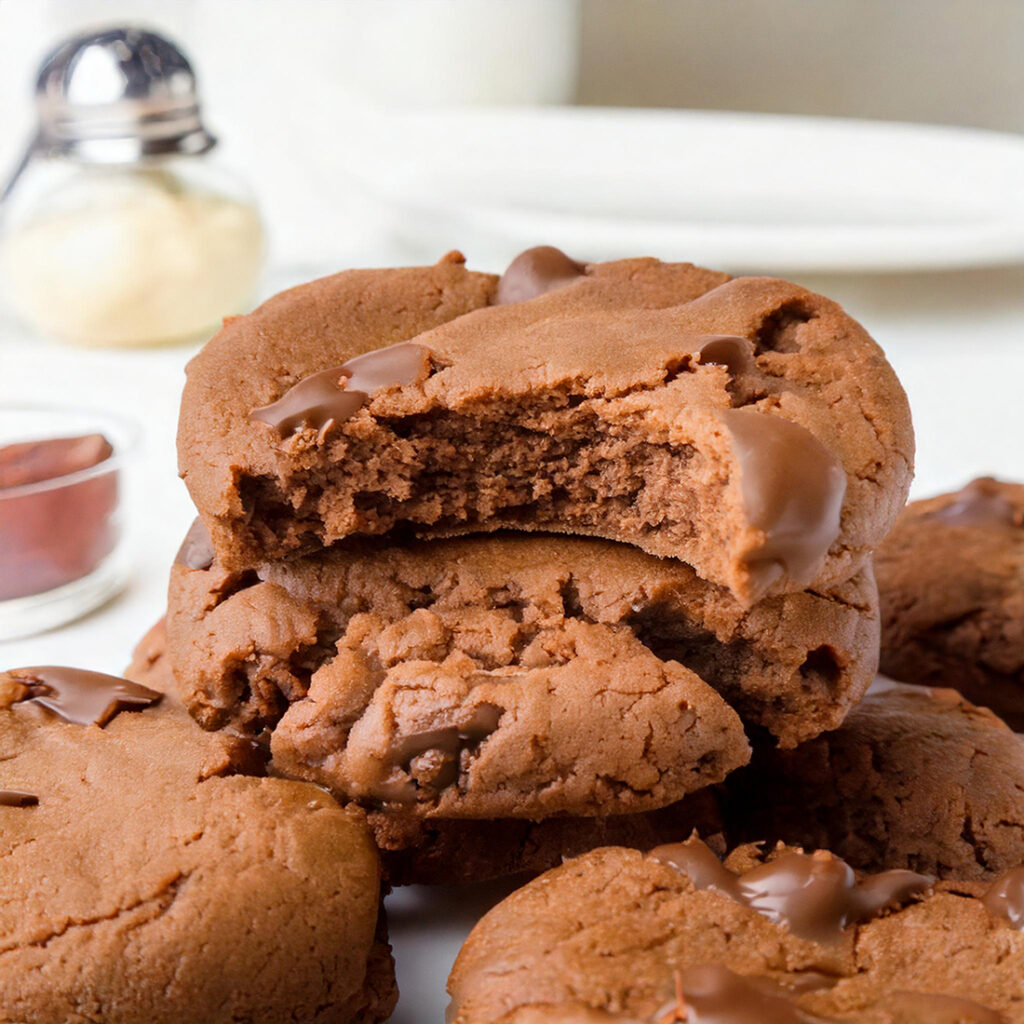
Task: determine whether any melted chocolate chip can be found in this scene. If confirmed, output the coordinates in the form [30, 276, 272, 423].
[375, 702, 503, 803]
[250, 342, 432, 439]
[720, 409, 847, 595]
[651, 965, 825, 1024]
[4, 666, 162, 727]
[495, 246, 587, 305]
[931, 478, 1020, 529]
[882, 991, 1002, 1023]
[983, 866, 1024, 930]
[0, 789, 38, 807]
[695, 336, 756, 376]
[175, 518, 215, 570]
[649, 838, 931, 945]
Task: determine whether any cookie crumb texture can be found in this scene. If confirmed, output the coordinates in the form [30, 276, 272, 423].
[167, 533, 880, 817]
[446, 844, 1024, 1023]
[178, 256, 912, 605]
[878, 478, 1024, 729]
[0, 695, 394, 1024]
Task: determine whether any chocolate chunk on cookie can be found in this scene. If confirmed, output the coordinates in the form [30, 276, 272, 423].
[0, 662, 395, 1024]
[726, 677, 1024, 881]
[877, 478, 1024, 728]
[180, 250, 911, 604]
[447, 840, 1023, 1023]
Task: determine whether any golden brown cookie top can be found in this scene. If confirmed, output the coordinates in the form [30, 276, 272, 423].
[0, 664, 389, 1024]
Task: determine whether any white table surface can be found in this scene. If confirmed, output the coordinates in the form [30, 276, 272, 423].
[2, 262, 1024, 1022]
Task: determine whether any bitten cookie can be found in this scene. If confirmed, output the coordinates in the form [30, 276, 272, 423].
[0, 663, 395, 1024]
[877, 477, 1024, 728]
[167, 527, 752, 818]
[167, 523, 877, 755]
[129, 621, 730, 886]
[179, 248, 913, 605]
[726, 677, 1024, 880]
[447, 838, 1024, 1023]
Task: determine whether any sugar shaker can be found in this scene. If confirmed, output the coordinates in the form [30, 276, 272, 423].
[0, 26, 264, 347]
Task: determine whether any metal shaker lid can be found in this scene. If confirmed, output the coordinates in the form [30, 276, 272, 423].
[32, 26, 216, 162]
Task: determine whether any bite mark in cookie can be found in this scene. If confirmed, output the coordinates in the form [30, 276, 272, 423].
[181, 252, 912, 605]
[167, 527, 878, 756]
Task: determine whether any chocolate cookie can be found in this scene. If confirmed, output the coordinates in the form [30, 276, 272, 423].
[167, 524, 877, 755]
[179, 248, 912, 605]
[371, 791, 727, 888]
[447, 839, 1024, 1023]
[0, 663, 395, 1024]
[726, 677, 1024, 880]
[128, 619, 729, 886]
[171, 540, 748, 819]
[877, 478, 1024, 728]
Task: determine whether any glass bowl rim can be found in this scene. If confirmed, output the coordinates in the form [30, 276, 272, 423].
[0, 403, 141, 499]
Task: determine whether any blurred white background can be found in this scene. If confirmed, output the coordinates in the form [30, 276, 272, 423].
[3, 0, 1024, 269]
[0, 0, 583, 268]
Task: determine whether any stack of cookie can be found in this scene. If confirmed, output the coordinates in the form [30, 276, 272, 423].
[4, 246, 1024, 1021]
[147, 244, 917, 891]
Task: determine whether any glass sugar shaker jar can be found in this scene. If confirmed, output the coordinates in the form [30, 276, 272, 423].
[0, 26, 264, 347]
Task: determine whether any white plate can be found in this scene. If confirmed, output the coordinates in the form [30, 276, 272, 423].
[345, 107, 1024, 273]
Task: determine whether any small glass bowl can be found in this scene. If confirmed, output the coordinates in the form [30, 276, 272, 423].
[0, 405, 139, 640]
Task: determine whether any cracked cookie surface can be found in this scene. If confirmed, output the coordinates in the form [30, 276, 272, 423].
[162, 527, 877, 818]
[168, 530, 750, 817]
[877, 478, 1024, 729]
[166, 527, 877, 760]
[0, 663, 394, 1024]
[179, 250, 912, 604]
[130, 620, 731, 885]
[447, 842, 1024, 1023]
[727, 677, 1024, 881]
